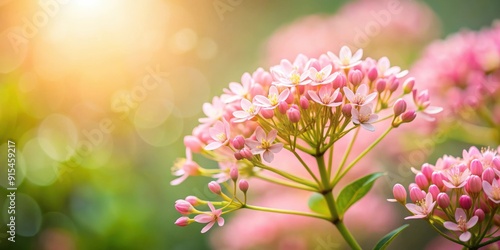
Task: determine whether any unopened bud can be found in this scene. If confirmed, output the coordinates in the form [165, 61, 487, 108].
[342, 104, 352, 118]
[470, 159, 483, 176]
[483, 168, 495, 183]
[300, 96, 309, 109]
[239, 148, 253, 160]
[415, 173, 429, 189]
[230, 167, 239, 182]
[403, 77, 415, 94]
[428, 185, 440, 200]
[467, 175, 482, 194]
[393, 98, 407, 117]
[260, 108, 274, 119]
[287, 106, 301, 123]
[437, 193, 450, 209]
[401, 110, 417, 123]
[231, 135, 245, 150]
[392, 184, 407, 203]
[185, 196, 200, 206]
[459, 195, 472, 210]
[409, 187, 425, 202]
[278, 101, 289, 114]
[239, 179, 249, 192]
[184, 136, 203, 153]
[376, 79, 386, 93]
[175, 217, 191, 227]
[348, 69, 363, 86]
[208, 181, 222, 194]
[175, 200, 193, 215]
[475, 209, 485, 222]
[332, 74, 347, 89]
[367, 67, 378, 81]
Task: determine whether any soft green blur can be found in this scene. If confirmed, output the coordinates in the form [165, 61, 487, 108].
[0, 0, 499, 249]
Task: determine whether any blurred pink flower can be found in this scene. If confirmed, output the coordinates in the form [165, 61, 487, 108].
[443, 208, 478, 242]
[194, 202, 225, 233]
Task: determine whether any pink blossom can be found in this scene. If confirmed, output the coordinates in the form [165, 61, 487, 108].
[194, 202, 225, 233]
[270, 55, 311, 87]
[221, 73, 253, 103]
[205, 120, 231, 150]
[376, 57, 408, 78]
[483, 179, 500, 203]
[328, 46, 363, 69]
[308, 86, 342, 107]
[442, 166, 470, 189]
[253, 86, 290, 109]
[343, 84, 377, 106]
[443, 208, 478, 242]
[308, 64, 339, 85]
[233, 98, 261, 123]
[405, 192, 435, 219]
[199, 97, 226, 125]
[412, 89, 443, 121]
[245, 127, 283, 163]
[351, 105, 378, 132]
[171, 148, 201, 185]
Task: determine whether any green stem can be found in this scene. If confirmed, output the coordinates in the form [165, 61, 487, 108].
[291, 149, 322, 186]
[336, 220, 362, 250]
[253, 161, 318, 189]
[334, 127, 360, 181]
[244, 204, 330, 221]
[254, 173, 318, 192]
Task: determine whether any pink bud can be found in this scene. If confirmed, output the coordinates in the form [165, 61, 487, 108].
[470, 159, 483, 176]
[175, 217, 191, 227]
[208, 181, 222, 194]
[239, 148, 253, 160]
[260, 108, 274, 119]
[230, 167, 239, 182]
[278, 101, 289, 114]
[437, 193, 450, 209]
[415, 173, 429, 189]
[299, 96, 309, 109]
[285, 89, 295, 103]
[376, 79, 386, 93]
[467, 175, 482, 194]
[431, 172, 444, 189]
[481, 201, 491, 213]
[409, 187, 425, 202]
[475, 209, 485, 222]
[367, 67, 378, 81]
[342, 104, 352, 118]
[234, 151, 243, 160]
[459, 195, 472, 210]
[408, 183, 419, 191]
[388, 78, 399, 92]
[175, 200, 193, 215]
[287, 106, 301, 123]
[482, 168, 495, 183]
[392, 184, 407, 203]
[185, 196, 199, 206]
[393, 98, 407, 117]
[401, 110, 417, 123]
[428, 184, 440, 200]
[184, 136, 203, 153]
[421, 164, 433, 180]
[403, 77, 415, 94]
[231, 135, 245, 150]
[334, 92, 343, 102]
[332, 74, 347, 89]
[493, 157, 500, 171]
[239, 179, 249, 192]
[348, 69, 363, 86]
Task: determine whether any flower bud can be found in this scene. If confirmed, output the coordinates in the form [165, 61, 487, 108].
[408, 183, 419, 191]
[376, 79, 386, 93]
[470, 159, 483, 176]
[231, 135, 245, 150]
[234, 151, 243, 160]
[437, 193, 450, 209]
[431, 171, 444, 189]
[400, 110, 417, 123]
[393, 98, 407, 117]
[175, 200, 193, 215]
[409, 187, 425, 202]
[239, 179, 249, 192]
[287, 106, 301, 123]
[185, 196, 200, 206]
[367, 67, 378, 81]
[403, 77, 415, 94]
[467, 175, 482, 194]
[428, 185, 440, 200]
[230, 167, 239, 182]
[208, 181, 222, 195]
[278, 101, 289, 114]
[493, 157, 500, 170]
[482, 168, 495, 183]
[415, 173, 429, 190]
[459, 195, 472, 210]
[348, 69, 363, 86]
[388, 78, 399, 92]
[260, 108, 274, 119]
[342, 104, 352, 118]
[475, 209, 485, 222]
[332, 74, 347, 89]
[300, 96, 310, 110]
[286, 89, 295, 103]
[392, 184, 407, 203]
[184, 136, 203, 153]
[239, 148, 253, 160]
[421, 164, 433, 180]
[175, 217, 191, 227]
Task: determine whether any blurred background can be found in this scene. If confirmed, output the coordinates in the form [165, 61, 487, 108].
[0, 0, 499, 249]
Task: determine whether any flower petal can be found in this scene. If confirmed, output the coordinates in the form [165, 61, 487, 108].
[262, 150, 274, 163]
[443, 221, 460, 231]
[459, 231, 471, 242]
[466, 216, 478, 229]
[201, 221, 215, 233]
[194, 214, 213, 224]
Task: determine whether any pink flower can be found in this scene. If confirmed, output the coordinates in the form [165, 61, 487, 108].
[271, 55, 311, 86]
[205, 120, 231, 150]
[328, 46, 363, 69]
[308, 86, 342, 107]
[405, 192, 435, 219]
[233, 98, 261, 123]
[442, 166, 470, 189]
[221, 73, 253, 103]
[199, 97, 226, 125]
[376, 57, 408, 78]
[351, 105, 378, 132]
[308, 64, 339, 85]
[343, 84, 377, 106]
[194, 202, 225, 233]
[253, 86, 290, 109]
[483, 178, 500, 203]
[412, 89, 443, 121]
[245, 127, 283, 163]
[443, 208, 478, 242]
[171, 148, 201, 185]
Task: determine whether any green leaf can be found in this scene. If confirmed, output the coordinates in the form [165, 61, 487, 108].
[373, 224, 409, 250]
[307, 193, 330, 216]
[336, 172, 384, 216]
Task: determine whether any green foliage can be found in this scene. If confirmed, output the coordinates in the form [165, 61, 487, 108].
[336, 173, 384, 216]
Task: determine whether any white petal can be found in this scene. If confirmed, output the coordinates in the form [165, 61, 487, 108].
[459, 231, 471, 242]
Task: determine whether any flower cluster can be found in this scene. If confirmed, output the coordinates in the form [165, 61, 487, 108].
[172, 45, 439, 245]
[390, 146, 500, 248]
[411, 22, 500, 131]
